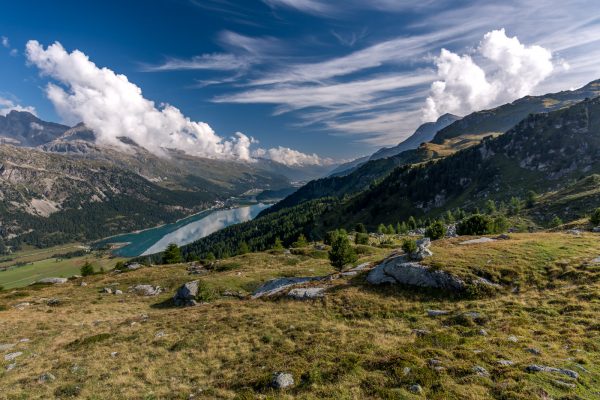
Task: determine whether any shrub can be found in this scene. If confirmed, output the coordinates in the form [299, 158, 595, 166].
[292, 234, 309, 248]
[162, 243, 182, 264]
[425, 220, 446, 240]
[457, 214, 493, 235]
[492, 215, 509, 233]
[354, 223, 367, 234]
[355, 232, 369, 245]
[237, 241, 250, 255]
[549, 216, 563, 228]
[196, 280, 217, 302]
[80, 261, 94, 276]
[328, 234, 357, 270]
[591, 208, 600, 226]
[114, 261, 126, 271]
[401, 238, 417, 254]
[272, 237, 284, 250]
[377, 223, 387, 234]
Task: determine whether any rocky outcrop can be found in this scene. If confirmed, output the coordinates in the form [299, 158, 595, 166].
[367, 255, 465, 291]
[173, 281, 199, 306]
[525, 365, 579, 379]
[287, 287, 326, 300]
[37, 277, 68, 284]
[130, 284, 162, 296]
[272, 372, 294, 389]
[252, 276, 323, 299]
[410, 238, 433, 260]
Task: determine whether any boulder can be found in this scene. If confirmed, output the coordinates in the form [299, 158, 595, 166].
[340, 262, 371, 276]
[409, 384, 423, 394]
[287, 287, 326, 300]
[126, 263, 142, 271]
[272, 372, 294, 389]
[411, 238, 433, 260]
[592, 226, 600, 233]
[252, 276, 322, 299]
[173, 281, 199, 306]
[101, 287, 113, 294]
[497, 360, 514, 366]
[38, 372, 56, 383]
[472, 365, 489, 376]
[131, 284, 162, 296]
[37, 277, 68, 284]
[427, 309, 450, 317]
[367, 255, 465, 291]
[0, 343, 15, 351]
[591, 256, 600, 264]
[80, 282, 88, 287]
[46, 298, 61, 306]
[114, 289, 123, 295]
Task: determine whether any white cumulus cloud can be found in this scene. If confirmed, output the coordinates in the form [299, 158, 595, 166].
[253, 146, 334, 166]
[24, 40, 329, 166]
[0, 97, 36, 116]
[423, 29, 555, 121]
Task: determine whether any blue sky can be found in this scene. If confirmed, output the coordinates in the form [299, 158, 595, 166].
[1, 0, 600, 162]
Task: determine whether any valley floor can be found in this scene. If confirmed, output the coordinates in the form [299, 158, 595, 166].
[0, 233, 599, 399]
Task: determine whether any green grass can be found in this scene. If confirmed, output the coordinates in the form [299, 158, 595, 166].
[0, 252, 127, 289]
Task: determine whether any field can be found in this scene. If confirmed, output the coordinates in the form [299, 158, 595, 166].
[0, 232, 599, 399]
[0, 245, 126, 290]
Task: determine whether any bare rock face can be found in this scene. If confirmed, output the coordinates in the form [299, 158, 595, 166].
[411, 238, 433, 260]
[252, 277, 322, 299]
[173, 281, 199, 306]
[37, 277, 68, 284]
[130, 284, 162, 296]
[367, 255, 465, 291]
[287, 287, 326, 300]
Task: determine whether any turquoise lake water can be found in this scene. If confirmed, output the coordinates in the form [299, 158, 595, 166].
[96, 203, 270, 257]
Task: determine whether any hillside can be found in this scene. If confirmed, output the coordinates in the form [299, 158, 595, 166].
[1, 232, 599, 399]
[267, 80, 600, 214]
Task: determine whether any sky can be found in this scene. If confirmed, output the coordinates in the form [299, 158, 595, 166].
[1, 0, 600, 164]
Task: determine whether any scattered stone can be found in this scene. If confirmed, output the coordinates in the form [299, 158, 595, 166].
[0, 343, 15, 351]
[222, 290, 244, 298]
[498, 360, 514, 366]
[427, 309, 450, 317]
[38, 372, 56, 383]
[110, 352, 118, 357]
[4, 352, 22, 361]
[187, 264, 207, 275]
[495, 234, 511, 240]
[472, 277, 503, 290]
[126, 262, 142, 271]
[272, 372, 294, 389]
[101, 287, 113, 294]
[553, 379, 576, 389]
[409, 384, 423, 394]
[507, 335, 519, 343]
[114, 289, 123, 295]
[131, 284, 162, 296]
[402, 367, 411, 376]
[566, 229, 582, 236]
[478, 329, 488, 336]
[367, 255, 465, 291]
[591, 256, 600, 264]
[80, 282, 88, 287]
[460, 237, 496, 245]
[6, 363, 16, 371]
[287, 287, 326, 300]
[46, 298, 61, 306]
[37, 277, 68, 284]
[173, 281, 200, 306]
[472, 365, 489, 376]
[412, 329, 430, 337]
[428, 359, 442, 367]
[526, 347, 541, 355]
[526, 365, 579, 379]
[592, 226, 600, 233]
[340, 262, 371, 276]
[252, 276, 323, 299]
[313, 243, 327, 251]
[13, 302, 30, 310]
[155, 331, 166, 338]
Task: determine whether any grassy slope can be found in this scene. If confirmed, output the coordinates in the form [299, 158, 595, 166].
[1, 233, 599, 399]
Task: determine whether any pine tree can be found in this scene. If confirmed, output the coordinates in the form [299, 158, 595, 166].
[328, 234, 357, 271]
[292, 234, 308, 248]
[354, 223, 367, 234]
[484, 199, 496, 215]
[237, 241, 250, 255]
[80, 261, 94, 276]
[407, 216, 417, 230]
[377, 223, 387, 234]
[387, 224, 395, 234]
[272, 237, 284, 250]
[162, 243, 183, 264]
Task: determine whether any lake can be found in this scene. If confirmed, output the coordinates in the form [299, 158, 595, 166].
[97, 203, 270, 257]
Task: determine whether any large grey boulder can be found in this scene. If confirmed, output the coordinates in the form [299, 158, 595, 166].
[411, 238, 433, 260]
[526, 365, 579, 379]
[37, 277, 68, 284]
[252, 277, 322, 299]
[367, 255, 465, 291]
[173, 281, 199, 306]
[287, 287, 326, 300]
[272, 372, 294, 389]
[460, 237, 496, 245]
[131, 284, 162, 296]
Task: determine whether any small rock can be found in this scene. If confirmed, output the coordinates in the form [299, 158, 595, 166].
[472, 365, 489, 376]
[4, 352, 22, 361]
[37, 277, 68, 284]
[498, 359, 514, 366]
[526, 347, 541, 355]
[110, 352, 118, 357]
[38, 372, 56, 383]
[402, 367, 411, 376]
[526, 364, 579, 379]
[287, 287, 326, 300]
[428, 359, 442, 367]
[155, 331, 166, 338]
[553, 379, 576, 388]
[126, 263, 142, 271]
[0, 343, 15, 351]
[592, 226, 600, 233]
[19, 338, 30, 343]
[495, 234, 510, 240]
[409, 384, 423, 394]
[222, 290, 244, 298]
[101, 287, 113, 294]
[13, 302, 30, 309]
[478, 329, 488, 336]
[507, 335, 519, 343]
[591, 256, 600, 264]
[46, 298, 61, 306]
[131, 284, 162, 296]
[566, 229, 582, 236]
[252, 276, 323, 299]
[412, 329, 430, 337]
[114, 289, 123, 295]
[272, 372, 294, 389]
[6, 363, 16, 371]
[427, 309, 450, 317]
[80, 281, 88, 287]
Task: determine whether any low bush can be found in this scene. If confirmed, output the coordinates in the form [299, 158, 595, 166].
[401, 238, 417, 254]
